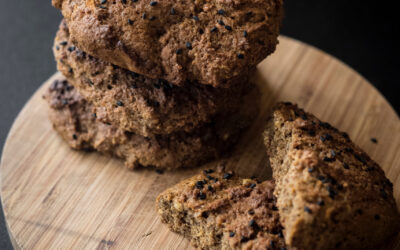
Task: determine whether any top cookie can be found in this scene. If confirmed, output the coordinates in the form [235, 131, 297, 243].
[52, 0, 283, 87]
[264, 102, 400, 249]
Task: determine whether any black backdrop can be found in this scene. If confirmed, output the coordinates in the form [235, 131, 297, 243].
[0, 1, 399, 248]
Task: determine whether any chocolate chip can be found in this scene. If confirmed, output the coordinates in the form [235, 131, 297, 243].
[217, 9, 225, 15]
[206, 175, 214, 180]
[223, 173, 232, 179]
[355, 154, 366, 164]
[323, 156, 335, 162]
[240, 236, 249, 243]
[270, 240, 275, 248]
[308, 129, 316, 136]
[249, 219, 256, 227]
[153, 81, 161, 89]
[130, 71, 139, 78]
[327, 186, 336, 199]
[198, 191, 206, 200]
[195, 181, 204, 189]
[203, 169, 214, 174]
[224, 25, 232, 31]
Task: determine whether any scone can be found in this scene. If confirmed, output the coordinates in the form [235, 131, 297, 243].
[263, 102, 400, 249]
[54, 20, 253, 136]
[156, 167, 286, 249]
[43, 79, 258, 170]
[52, 0, 283, 87]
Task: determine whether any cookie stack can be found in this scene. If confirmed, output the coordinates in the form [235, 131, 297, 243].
[46, 0, 283, 170]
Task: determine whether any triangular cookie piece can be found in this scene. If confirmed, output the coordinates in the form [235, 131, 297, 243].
[264, 102, 399, 249]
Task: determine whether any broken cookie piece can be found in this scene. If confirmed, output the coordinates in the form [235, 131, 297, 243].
[264, 102, 400, 249]
[156, 168, 286, 249]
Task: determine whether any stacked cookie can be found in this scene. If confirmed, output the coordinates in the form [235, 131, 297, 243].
[46, 0, 284, 169]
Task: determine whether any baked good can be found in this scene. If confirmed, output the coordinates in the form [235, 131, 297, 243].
[52, 0, 283, 87]
[43, 78, 258, 170]
[156, 167, 286, 249]
[263, 102, 400, 249]
[54, 20, 253, 136]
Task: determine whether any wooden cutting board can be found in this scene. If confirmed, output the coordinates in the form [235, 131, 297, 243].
[1, 36, 399, 249]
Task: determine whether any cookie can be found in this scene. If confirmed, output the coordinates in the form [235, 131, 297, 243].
[263, 102, 400, 249]
[156, 167, 286, 249]
[54, 20, 253, 136]
[52, 0, 283, 87]
[43, 78, 258, 170]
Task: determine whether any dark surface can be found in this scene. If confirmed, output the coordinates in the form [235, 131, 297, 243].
[0, 1, 398, 248]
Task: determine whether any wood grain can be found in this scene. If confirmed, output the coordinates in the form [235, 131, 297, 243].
[1, 36, 399, 249]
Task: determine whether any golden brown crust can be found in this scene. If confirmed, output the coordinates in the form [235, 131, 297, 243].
[43, 78, 258, 170]
[54, 20, 254, 136]
[263, 102, 400, 249]
[53, 0, 283, 87]
[156, 167, 286, 249]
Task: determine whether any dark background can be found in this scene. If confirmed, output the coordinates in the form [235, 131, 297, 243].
[0, 1, 399, 248]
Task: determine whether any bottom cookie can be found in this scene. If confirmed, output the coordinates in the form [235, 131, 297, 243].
[43, 78, 259, 170]
[156, 167, 286, 249]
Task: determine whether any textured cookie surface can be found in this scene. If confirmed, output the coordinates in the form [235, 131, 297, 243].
[54, 20, 253, 136]
[263, 102, 400, 249]
[156, 168, 286, 249]
[52, 0, 283, 87]
[43, 79, 257, 170]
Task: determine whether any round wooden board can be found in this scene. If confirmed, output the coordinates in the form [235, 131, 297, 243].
[1, 36, 399, 249]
